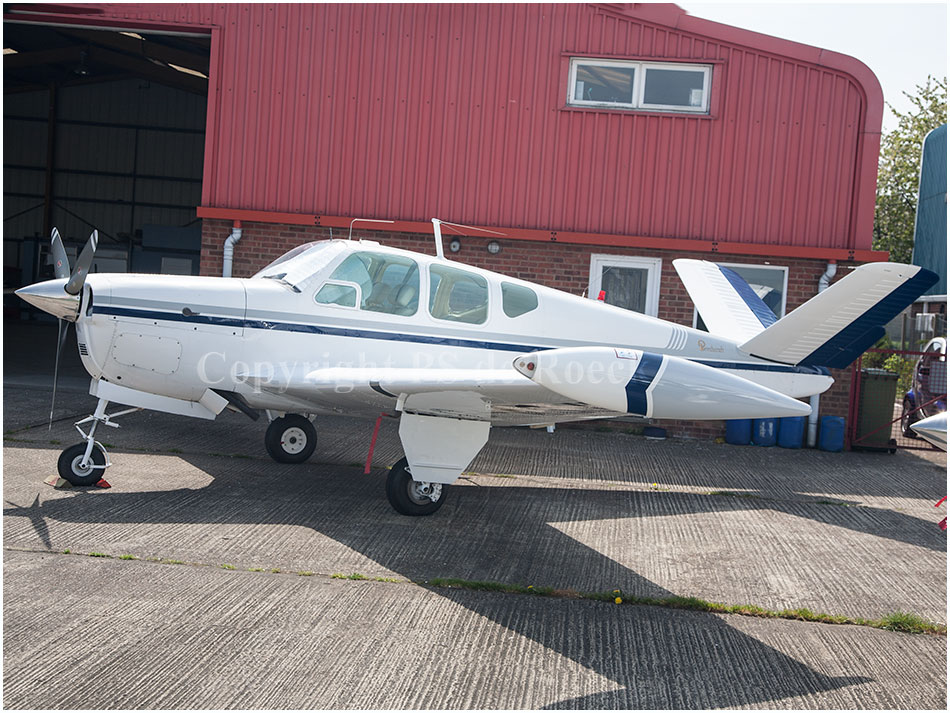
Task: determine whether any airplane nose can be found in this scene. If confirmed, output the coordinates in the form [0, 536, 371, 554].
[15, 278, 80, 321]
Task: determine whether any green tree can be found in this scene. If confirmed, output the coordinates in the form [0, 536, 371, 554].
[873, 76, 947, 264]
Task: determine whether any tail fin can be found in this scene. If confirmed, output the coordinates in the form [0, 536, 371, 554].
[739, 263, 938, 368]
[673, 259, 778, 343]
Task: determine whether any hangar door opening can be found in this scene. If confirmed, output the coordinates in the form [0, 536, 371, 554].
[4, 21, 211, 320]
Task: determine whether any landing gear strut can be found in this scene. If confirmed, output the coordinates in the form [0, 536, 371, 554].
[265, 414, 317, 463]
[57, 398, 138, 486]
[385, 457, 447, 516]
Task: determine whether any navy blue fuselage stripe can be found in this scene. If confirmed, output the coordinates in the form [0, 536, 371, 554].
[800, 268, 939, 367]
[92, 305, 828, 376]
[718, 265, 778, 328]
[625, 353, 663, 415]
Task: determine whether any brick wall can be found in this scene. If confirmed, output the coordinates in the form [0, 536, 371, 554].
[201, 218, 859, 439]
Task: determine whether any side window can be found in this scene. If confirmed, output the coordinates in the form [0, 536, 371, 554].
[315, 251, 419, 316]
[315, 282, 359, 307]
[429, 264, 489, 324]
[501, 282, 538, 318]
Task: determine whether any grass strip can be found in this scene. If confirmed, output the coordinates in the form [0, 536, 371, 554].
[38, 548, 947, 636]
[425, 577, 946, 636]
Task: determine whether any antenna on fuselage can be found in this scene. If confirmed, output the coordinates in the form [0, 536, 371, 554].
[347, 218, 395, 241]
[430, 218, 506, 260]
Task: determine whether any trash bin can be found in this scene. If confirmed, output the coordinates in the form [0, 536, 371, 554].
[853, 368, 899, 451]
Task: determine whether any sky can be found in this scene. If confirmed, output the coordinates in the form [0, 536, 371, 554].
[677, 2, 948, 133]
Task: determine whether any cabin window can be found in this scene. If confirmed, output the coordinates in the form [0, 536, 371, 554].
[315, 282, 359, 308]
[588, 254, 662, 317]
[315, 251, 420, 316]
[501, 282, 538, 318]
[429, 264, 489, 324]
[691, 263, 788, 331]
[568, 58, 711, 113]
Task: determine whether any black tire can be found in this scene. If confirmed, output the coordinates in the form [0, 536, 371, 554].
[265, 415, 317, 463]
[385, 457, 446, 516]
[901, 398, 919, 438]
[57, 443, 106, 486]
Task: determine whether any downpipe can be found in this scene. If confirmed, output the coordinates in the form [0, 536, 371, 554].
[808, 261, 837, 447]
[222, 221, 243, 278]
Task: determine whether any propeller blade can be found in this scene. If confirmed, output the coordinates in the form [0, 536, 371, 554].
[64, 230, 98, 295]
[49, 319, 68, 431]
[50, 228, 70, 280]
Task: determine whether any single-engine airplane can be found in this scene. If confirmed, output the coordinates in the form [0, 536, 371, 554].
[16, 221, 937, 515]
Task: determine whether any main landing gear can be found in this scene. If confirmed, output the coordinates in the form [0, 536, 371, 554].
[57, 398, 139, 486]
[385, 457, 447, 516]
[264, 414, 317, 463]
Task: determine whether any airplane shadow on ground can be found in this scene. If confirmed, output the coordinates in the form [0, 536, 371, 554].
[3, 454, 892, 709]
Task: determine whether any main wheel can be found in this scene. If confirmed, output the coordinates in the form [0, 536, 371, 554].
[385, 457, 446, 516]
[265, 415, 317, 463]
[57, 443, 106, 486]
[901, 398, 919, 438]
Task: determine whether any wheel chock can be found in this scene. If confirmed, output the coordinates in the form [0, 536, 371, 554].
[95, 479, 111, 489]
[44, 474, 73, 489]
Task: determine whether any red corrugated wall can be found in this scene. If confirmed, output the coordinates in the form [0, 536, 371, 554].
[8, 3, 884, 251]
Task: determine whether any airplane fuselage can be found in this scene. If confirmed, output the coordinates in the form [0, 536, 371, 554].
[73, 239, 830, 425]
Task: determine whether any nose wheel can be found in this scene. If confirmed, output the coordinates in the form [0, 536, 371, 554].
[265, 414, 317, 463]
[385, 457, 447, 516]
[57, 442, 107, 486]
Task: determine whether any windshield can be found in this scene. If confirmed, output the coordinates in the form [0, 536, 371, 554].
[252, 241, 341, 288]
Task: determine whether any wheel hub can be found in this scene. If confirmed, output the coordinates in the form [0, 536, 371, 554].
[281, 427, 308, 454]
[70, 455, 93, 475]
[408, 480, 442, 504]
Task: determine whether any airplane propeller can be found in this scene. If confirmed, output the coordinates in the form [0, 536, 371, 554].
[64, 229, 98, 295]
[42, 228, 98, 429]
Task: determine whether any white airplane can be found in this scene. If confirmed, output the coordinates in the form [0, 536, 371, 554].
[910, 412, 948, 451]
[16, 222, 937, 515]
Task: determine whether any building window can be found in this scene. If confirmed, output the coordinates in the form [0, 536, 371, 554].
[568, 58, 711, 113]
[692, 263, 789, 331]
[588, 254, 662, 317]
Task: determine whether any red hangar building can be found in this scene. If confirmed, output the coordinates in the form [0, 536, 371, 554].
[3, 3, 887, 440]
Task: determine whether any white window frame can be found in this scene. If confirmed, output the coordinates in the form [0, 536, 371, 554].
[691, 262, 789, 329]
[568, 58, 639, 109]
[638, 62, 711, 113]
[568, 58, 711, 114]
[588, 254, 662, 317]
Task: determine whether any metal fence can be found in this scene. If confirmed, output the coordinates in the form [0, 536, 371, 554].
[848, 347, 947, 451]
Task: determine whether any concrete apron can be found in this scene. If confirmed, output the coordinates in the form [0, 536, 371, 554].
[3, 382, 947, 709]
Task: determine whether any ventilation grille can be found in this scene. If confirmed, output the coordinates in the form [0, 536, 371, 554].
[78, 343, 89, 356]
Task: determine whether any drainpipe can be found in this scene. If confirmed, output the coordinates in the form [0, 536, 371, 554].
[808, 261, 837, 447]
[222, 221, 243, 278]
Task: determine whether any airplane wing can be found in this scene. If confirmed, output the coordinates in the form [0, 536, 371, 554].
[238, 366, 620, 426]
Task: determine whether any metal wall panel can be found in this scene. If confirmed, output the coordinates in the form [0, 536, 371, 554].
[912, 124, 947, 296]
[4, 78, 205, 247]
[38, 3, 883, 250]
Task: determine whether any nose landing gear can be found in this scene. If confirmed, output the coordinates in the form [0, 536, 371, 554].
[56, 398, 139, 486]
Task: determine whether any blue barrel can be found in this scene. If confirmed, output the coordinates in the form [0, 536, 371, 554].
[819, 416, 845, 452]
[725, 419, 752, 445]
[778, 416, 805, 449]
[752, 418, 777, 446]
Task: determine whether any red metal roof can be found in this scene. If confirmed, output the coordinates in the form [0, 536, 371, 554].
[5, 3, 884, 252]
